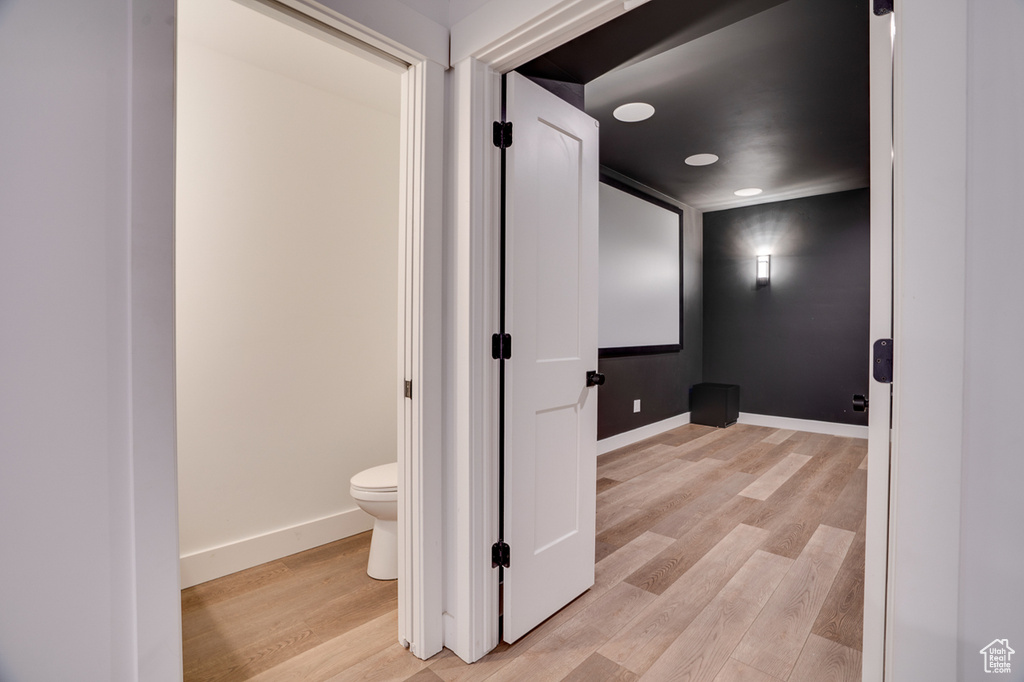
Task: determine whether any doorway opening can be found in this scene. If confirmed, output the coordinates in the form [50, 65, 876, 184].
[175, 0, 404, 589]
[173, 0, 443, 672]
[475, 0, 892, 671]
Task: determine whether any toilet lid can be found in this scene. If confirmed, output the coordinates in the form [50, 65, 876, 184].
[351, 462, 398, 492]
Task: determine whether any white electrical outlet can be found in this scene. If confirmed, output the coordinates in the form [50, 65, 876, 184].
[633, 399, 641, 413]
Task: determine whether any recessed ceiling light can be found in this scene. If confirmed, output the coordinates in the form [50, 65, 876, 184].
[734, 187, 763, 197]
[684, 153, 719, 166]
[613, 102, 655, 122]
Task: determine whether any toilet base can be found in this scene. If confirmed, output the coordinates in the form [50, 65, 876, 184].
[367, 518, 397, 580]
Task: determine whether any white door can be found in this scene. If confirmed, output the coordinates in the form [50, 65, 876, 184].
[502, 72, 600, 643]
[862, 6, 895, 680]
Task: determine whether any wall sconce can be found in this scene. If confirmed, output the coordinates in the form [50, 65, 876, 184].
[756, 254, 770, 288]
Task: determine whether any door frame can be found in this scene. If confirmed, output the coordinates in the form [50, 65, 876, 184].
[863, 8, 895, 679]
[447, 1, 638, 663]
[131, 0, 446, 673]
[214, 0, 448, 660]
[499, 71, 601, 644]
[395, 53, 446, 659]
[451, 1, 906, 675]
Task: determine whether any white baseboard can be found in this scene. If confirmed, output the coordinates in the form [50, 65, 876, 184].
[738, 412, 869, 439]
[180, 507, 374, 588]
[597, 413, 690, 455]
[596, 411, 867, 458]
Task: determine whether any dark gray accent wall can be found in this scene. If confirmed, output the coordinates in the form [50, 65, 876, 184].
[702, 189, 870, 425]
[597, 178, 702, 440]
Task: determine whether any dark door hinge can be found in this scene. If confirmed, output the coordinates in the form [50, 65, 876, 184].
[493, 121, 513, 149]
[873, 339, 893, 384]
[491, 333, 512, 360]
[873, 0, 893, 16]
[404, 379, 413, 399]
[491, 541, 510, 568]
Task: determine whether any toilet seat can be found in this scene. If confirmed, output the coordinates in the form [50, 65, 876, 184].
[350, 462, 397, 493]
[349, 487, 397, 503]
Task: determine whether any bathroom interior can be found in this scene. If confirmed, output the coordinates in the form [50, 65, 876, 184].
[174, 0, 407, 661]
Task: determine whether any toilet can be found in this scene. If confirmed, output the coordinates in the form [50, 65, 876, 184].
[350, 462, 398, 580]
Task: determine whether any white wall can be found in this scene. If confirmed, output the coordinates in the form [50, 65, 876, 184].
[0, 1, 139, 679]
[958, 2, 1024, 680]
[315, 0, 449, 65]
[395, 0, 451, 26]
[451, 0, 562, 60]
[450, 0, 631, 67]
[176, 0, 402, 586]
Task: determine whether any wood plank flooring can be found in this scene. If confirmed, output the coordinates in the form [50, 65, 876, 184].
[181, 531, 398, 681]
[182, 423, 866, 681]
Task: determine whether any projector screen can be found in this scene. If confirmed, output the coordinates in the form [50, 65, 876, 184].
[598, 182, 681, 352]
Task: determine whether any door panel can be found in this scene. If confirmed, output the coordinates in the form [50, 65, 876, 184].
[503, 72, 599, 643]
[533, 406, 581, 551]
[533, 120, 583, 361]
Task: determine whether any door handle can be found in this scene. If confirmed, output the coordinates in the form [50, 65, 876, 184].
[586, 371, 605, 387]
[852, 394, 869, 412]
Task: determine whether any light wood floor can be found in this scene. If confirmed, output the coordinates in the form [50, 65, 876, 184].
[182, 423, 867, 681]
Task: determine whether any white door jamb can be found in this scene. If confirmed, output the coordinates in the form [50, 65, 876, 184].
[446, 56, 502, 663]
[863, 8, 895, 681]
[397, 57, 446, 660]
